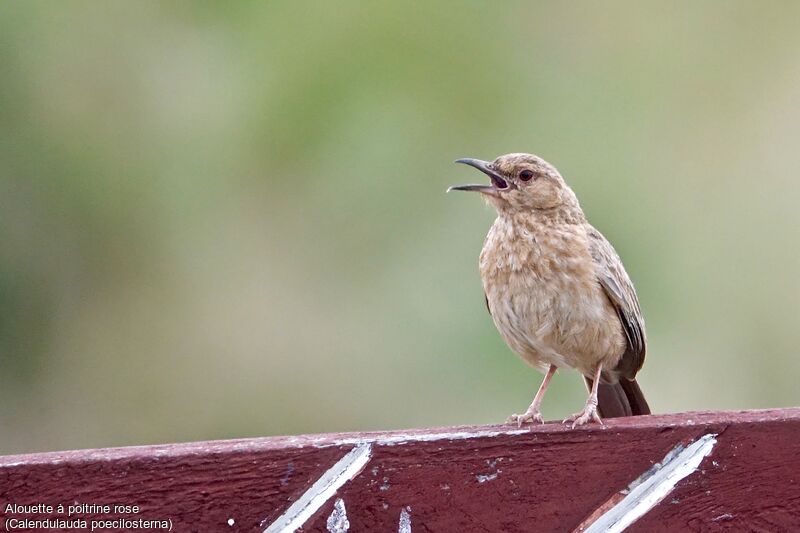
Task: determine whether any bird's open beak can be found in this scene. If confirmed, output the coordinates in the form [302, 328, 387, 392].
[448, 158, 510, 193]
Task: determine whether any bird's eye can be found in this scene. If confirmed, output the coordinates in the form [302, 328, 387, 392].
[519, 169, 534, 181]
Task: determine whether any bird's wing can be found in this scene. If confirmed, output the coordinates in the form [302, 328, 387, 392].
[587, 226, 646, 378]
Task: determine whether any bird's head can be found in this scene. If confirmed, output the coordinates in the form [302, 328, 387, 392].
[449, 153, 577, 212]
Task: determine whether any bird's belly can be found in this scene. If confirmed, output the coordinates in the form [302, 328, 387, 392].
[485, 273, 623, 376]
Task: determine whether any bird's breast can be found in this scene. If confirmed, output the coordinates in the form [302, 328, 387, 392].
[479, 215, 623, 373]
[479, 215, 596, 292]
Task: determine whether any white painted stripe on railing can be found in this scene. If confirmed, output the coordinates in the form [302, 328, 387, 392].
[583, 433, 717, 533]
[305, 427, 531, 448]
[398, 506, 412, 533]
[263, 443, 372, 533]
[326, 498, 350, 532]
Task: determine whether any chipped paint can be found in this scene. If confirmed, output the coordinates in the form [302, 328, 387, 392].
[227, 518, 235, 526]
[280, 461, 295, 486]
[476, 458, 502, 483]
[263, 443, 372, 533]
[582, 433, 717, 533]
[398, 507, 412, 533]
[326, 498, 349, 533]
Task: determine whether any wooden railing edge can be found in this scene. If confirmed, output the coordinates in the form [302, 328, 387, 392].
[2, 407, 798, 466]
[2, 407, 799, 532]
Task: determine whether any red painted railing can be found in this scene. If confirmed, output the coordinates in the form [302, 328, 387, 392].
[2, 408, 799, 532]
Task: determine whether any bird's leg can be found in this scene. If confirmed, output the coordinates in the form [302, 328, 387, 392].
[507, 364, 557, 427]
[564, 364, 604, 428]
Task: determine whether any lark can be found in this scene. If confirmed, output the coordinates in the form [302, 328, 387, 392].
[450, 153, 649, 427]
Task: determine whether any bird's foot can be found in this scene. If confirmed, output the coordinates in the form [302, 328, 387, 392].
[507, 407, 544, 427]
[563, 399, 603, 429]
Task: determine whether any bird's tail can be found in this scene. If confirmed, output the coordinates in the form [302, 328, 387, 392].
[585, 377, 651, 418]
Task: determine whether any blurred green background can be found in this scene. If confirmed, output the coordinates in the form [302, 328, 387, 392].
[1, 2, 799, 455]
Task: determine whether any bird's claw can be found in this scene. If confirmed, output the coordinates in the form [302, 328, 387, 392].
[563, 403, 603, 429]
[507, 408, 544, 427]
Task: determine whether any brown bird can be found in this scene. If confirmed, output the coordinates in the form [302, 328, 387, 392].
[449, 153, 649, 427]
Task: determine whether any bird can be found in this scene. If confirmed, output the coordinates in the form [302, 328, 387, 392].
[449, 153, 649, 427]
